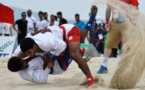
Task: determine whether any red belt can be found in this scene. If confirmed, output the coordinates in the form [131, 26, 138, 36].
[96, 39, 104, 43]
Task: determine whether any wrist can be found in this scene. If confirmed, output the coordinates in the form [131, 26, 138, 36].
[105, 19, 109, 24]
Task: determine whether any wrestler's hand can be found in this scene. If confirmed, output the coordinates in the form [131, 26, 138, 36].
[47, 61, 54, 68]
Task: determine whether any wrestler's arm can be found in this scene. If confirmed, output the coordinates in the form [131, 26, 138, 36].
[40, 53, 57, 69]
[19, 57, 51, 84]
[12, 45, 39, 61]
[12, 45, 28, 58]
[43, 34, 66, 68]
[31, 29, 51, 36]
[27, 66, 51, 83]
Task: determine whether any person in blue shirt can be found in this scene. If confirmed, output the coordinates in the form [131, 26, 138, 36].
[74, 14, 85, 43]
[74, 14, 85, 31]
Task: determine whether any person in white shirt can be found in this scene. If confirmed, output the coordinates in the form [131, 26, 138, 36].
[36, 11, 47, 31]
[26, 9, 36, 34]
[47, 14, 59, 27]
[7, 45, 87, 83]
[3, 23, 13, 36]
[0, 22, 3, 36]
[54, 15, 58, 21]
[43, 12, 49, 22]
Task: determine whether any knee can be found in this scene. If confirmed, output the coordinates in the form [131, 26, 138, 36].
[69, 52, 76, 58]
[69, 51, 81, 59]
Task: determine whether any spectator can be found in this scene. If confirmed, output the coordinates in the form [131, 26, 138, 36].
[95, 24, 107, 54]
[43, 12, 49, 22]
[48, 14, 59, 27]
[12, 12, 27, 44]
[74, 14, 85, 31]
[87, 13, 96, 46]
[26, 9, 36, 33]
[0, 23, 3, 36]
[57, 11, 67, 25]
[36, 11, 47, 31]
[3, 23, 13, 36]
[54, 15, 58, 21]
[97, 0, 139, 74]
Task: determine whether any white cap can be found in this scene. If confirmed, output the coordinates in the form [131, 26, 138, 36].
[96, 16, 103, 25]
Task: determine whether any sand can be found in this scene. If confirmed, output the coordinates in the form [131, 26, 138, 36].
[92, 0, 145, 89]
[1, 1, 145, 89]
[0, 57, 145, 90]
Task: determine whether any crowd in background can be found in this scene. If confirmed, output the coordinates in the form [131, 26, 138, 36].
[0, 9, 120, 57]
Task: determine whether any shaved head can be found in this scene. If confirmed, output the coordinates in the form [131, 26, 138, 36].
[27, 9, 32, 16]
[27, 9, 32, 13]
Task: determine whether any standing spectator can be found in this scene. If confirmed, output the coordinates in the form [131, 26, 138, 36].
[54, 15, 58, 21]
[26, 9, 36, 33]
[87, 13, 96, 46]
[74, 14, 85, 31]
[95, 24, 107, 54]
[3, 23, 13, 36]
[48, 14, 59, 27]
[97, 0, 139, 74]
[0, 23, 3, 36]
[36, 11, 47, 31]
[43, 12, 49, 22]
[12, 12, 27, 44]
[57, 11, 67, 25]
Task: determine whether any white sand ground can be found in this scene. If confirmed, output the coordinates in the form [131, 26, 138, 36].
[0, 57, 145, 90]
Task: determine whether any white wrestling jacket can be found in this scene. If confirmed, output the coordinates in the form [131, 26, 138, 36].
[26, 24, 75, 56]
[13, 45, 72, 84]
[18, 57, 64, 84]
[13, 46, 64, 84]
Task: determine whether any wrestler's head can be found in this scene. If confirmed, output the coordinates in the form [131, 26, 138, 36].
[20, 38, 39, 57]
[7, 57, 28, 72]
